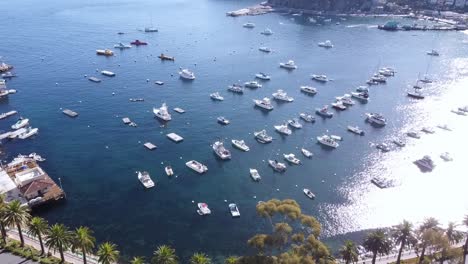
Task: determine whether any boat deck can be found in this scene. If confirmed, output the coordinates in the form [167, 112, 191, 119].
[144, 142, 157, 150]
[167, 133, 184, 142]
[122, 117, 131, 124]
[63, 109, 78, 118]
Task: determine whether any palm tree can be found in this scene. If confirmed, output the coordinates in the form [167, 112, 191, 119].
[417, 217, 440, 264]
[393, 220, 416, 264]
[71, 226, 96, 264]
[97, 242, 119, 264]
[3, 200, 30, 247]
[462, 215, 468, 264]
[339, 240, 359, 264]
[45, 223, 72, 263]
[27, 217, 48, 255]
[224, 256, 238, 264]
[190, 252, 211, 264]
[445, 222, 463, 245]
[152, 245, 178, 264]
[131, 256, 145, 264]
[0, 194, 8, 243]
[363, 230, 392, 264]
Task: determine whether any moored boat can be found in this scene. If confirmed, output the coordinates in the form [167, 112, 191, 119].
[284, 153, 301, 165]
[244, 81, 262, 88]
[317, 135, 339, 148]
[300, 86, 317, 95]
[165, 166, 174, 176]
[232, 139, 249, 151]
[12, 118, 29, 130]
[315, 105, 333, 118]
[137, 171, 155, 188]
[255, 72, 271, 80]
[197, 203, 211, 215]
[347, 125, 365, 135]
[213, 141, 231, 160]
[366, 113, 386, 126]
[217, 116, 230, 125]
[301, 148, 313, 158]
[249, 168, 261, 181]
[303, 188, 315, 199]
[300, 113, 315, 123]
[114, 42, 131, 49]
[153, 103, 172, 121]
[228, 84, 244, 93]
[186, 160, 208, 173]
[158, 53, 175, 61]
[131, 40, 148, 46]
[274, 123, 292, 135]
[179, 68, 195, 80]
[268, 159, 286, 172]
[279, 60, 297, 70]
[253, 98, 274, 111]
[96, 49, 114, 56]
[254, 130, 273, 143]
[229, 203, 240, 217]
[18, 127, 38, 139]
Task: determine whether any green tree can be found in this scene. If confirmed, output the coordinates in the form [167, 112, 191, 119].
[27, 217, 48, 255]
[462, 215, 468, 264]
[224, 256, 238, 264]
[417, 217, 440, 264]
[339, 240, 358, 264]
[0, 194, 9, 244]
[3, 200, 30, 247]
[131, 256, 145, 264]
[444, 222, 463, 245]
[393, 220, 416, 264]
[72, 226, 96, 264]
[45, 223, 72, 263]
[152, 245, 178, 264]
[190, 252, 211, 264]
[363, 230, 392, 264]
[97, 242, 119, 264]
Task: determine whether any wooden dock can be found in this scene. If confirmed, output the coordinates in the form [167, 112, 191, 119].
[144, 142, 157, 150]
[63, 109, 78, 118]
[167, 133, 184, 142]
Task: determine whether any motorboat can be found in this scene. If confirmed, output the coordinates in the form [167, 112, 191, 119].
[331, 101, 347, 110]
[12, 118, 29, 130]
[336, 94, 355, 106]
[258, 47, 272, 53]
[158, 53, 175, 61]
[414, 156, 435, 171]
[315, 105, 333, 118]
[300, 86, 317, 95]
[279, 60, 297, 70]
[427, 49, 439, 56]
[303, 189, 315, 199]
[254, 130, 272, 143]
[272, 90, 294, 102]
[331, 135, 342, 141]
[356, 86, 369, 92]
[19, 127, 39, 139]
[407, 89, 425, 99]
[371, 74, 387, 83]
[274, 123, 292, 135]
[229, 203, 240, 217]
[318, 40, 333, 48]
[137, 171, 155, 188]
[186, 160, 208, 173]
[0, 79, 6, 89]
[421, 127, 435, 134]
[288, 118, 302, 129]
[165, 166, 174, 176]
[440, 152, 452, 162]
[458, 106, 468, 113]
[144, 27, 158, 32]
[347, 126, 365, 135]
[311, 74, 328, 82]
[317, 135, 339, 148]
[210, 92, 224, 101]
[253, 98, 274, 111]
[392, 138, 406, 147]
[284, 153, 301, 165]
[419, 76, 432, 83]
[228, 84, 244, 93]
[28, 153, 45, 162]
[232, 139, 249, 151]
[300, 113, 315, 123]
[114, 42, 131, 49]
[366, 113, 386, 126]
[268, 160, 287, 172]
[213, 141, 231, 160]
[371, 177, 393, 189]
[1, 72, 16, 79]
[376, 143, 390, 152]
[96, 49, 114, 56]
[351, 92, 369, 102]
[153, 103, 172, 121]
[131, 39, 148, 46]
[407, 130, 421, 139]
[379, 67, 395, 76]
[301, 148, 313, 158]
[243, 22, 255, 28]
[178, 68, 195, 80]
[197, 203, 211, 215]
[249, 168, 261, 181]
[260, 28, 273, 35]
[244, 81, 262, 88]
[366, 79, 379, 85]
[255, 72, 271, 80]
[451, 109, 467, 116]
[217, 116, 230, 125]
[437, 124, 452, 131]
[129, 98, 144, 102]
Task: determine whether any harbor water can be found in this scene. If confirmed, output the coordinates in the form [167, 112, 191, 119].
[1, 0, 468, 260]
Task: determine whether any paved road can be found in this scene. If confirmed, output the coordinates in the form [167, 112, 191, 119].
[0, 251, 37, 264]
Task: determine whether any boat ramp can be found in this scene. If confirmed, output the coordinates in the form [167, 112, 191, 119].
[63, 109, 78, 118]
[167, 133, 184, 143]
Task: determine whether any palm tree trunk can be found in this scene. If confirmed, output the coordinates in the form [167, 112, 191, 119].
[16, 223, 24, 247]
[59, 246, 65, 263]
[396, 238, 406, 264]
[418, 246, 426, 264]
[371, 251, 377, 264]
[0, 222, 7, 243]
[38, 234, 44, 255]
[82, 246, 87, 264]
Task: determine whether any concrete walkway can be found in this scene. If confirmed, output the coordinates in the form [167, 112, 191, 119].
[0, 251, 37, 264]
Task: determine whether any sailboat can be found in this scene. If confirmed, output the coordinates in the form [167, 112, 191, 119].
[144, 15, 158, 32]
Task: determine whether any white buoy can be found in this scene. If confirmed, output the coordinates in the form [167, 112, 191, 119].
[224, 200, 227, 203]
[192, 200, 195, 203]
[253, 196, 256, 199]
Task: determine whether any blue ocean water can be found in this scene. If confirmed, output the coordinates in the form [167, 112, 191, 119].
[1, 0, 468, 261]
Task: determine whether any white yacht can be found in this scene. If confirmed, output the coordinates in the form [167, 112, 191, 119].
[379, 68, 395, 76]
[258, 47, 272, 53]
[288, 118, 302, 129]
[331, 101, 347, 110]
[371, 74, 387, 83]
[153, 103, 172, 121]
[279, 60, 297, 70]
[284, 153, 301, 165]
[351, 91, 369, 102]
[249, 168, 261, 181]
[244, 81, 262, 88]
[260, 28, 273, 35]
[197, 203, 211, 215]
[11, 118, 29, 130]
[421, 127, 435, 134]
[243, 22, 255, 28]
[232, 139, 250, 151]
[210, 92, 224, 101]
[229, 203, 240, 217]
[420, 76, 432, 84]
[144, 27, 158, 32]
[217, 116, 230, 125]
[301, 148, 313, 158]
[300, 86, 317, 95]
[407, 89, 424, 99]
[437, 124, 451, 131]
[311, 74, 328, 82]
[315, 105, 333, 118]
[178, 68, 195, 80]
[392, 138, 406, 147]
[253, 98, 274, 110]
[137, 171, 155, 188]
[347, 126, 365, 135]
[303, 189, 315, 199]
[114, 42, 131, 49]
[440, 152, 452, 162]
[356, 86, 369, 92]
[318, 40, 333, 48]
[272, 90, 294, 102]
[300, 113, 315, 123]
[186, 160, 208, 173]
[19, 127, 39, 139]
[376, 143, 390, 152]
[451, 109, 467, 116]
[255, 72, 271, 80]
[165, 166, 174, 177]
[228, 84, 244, 93]
[213, 141, 231, 160]
[366, 113, 386, 126]
[268, 160, 286, 172]
[414, 156, 435, 171]
[29, 153, 45, 162]
[407, 130, 421, 139]
[274, 123, 292, 135]
[254, 130, 273, 143]
[336, 94, 355, 106]
[317, 135, 339, 148]
[427, 49, 439, 56]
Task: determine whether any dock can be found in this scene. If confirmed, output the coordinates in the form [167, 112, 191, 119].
[144, 142, 157, 150]
[0, 110, 18, 120]
[88, 77, 101, 83]
[167, 133, 184, 143]
[173, 107, 185, 114]
[122, 117, 131, 124]
[62, 109, 78, 118]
